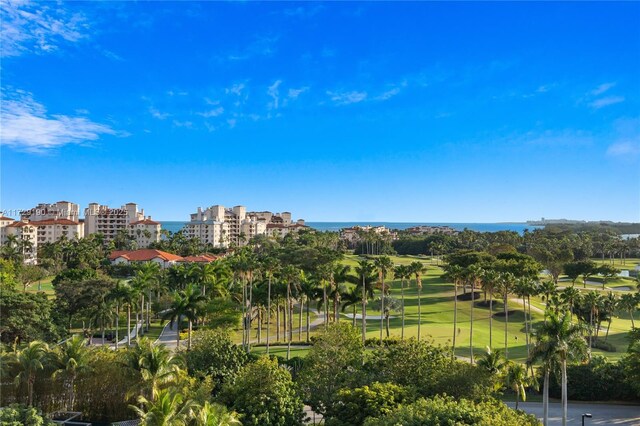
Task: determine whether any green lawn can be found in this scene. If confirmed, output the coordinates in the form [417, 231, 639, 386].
[251, 345, 311, 358]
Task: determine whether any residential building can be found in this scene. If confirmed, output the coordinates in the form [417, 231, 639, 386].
[184, 204, 306, 247]
[128, 217, 162, 248]
[109, 249, 218, 268]
[405, 225, 458, 236]
[0, 216, 15, 245]
[84, 202, 159, 244]
[21, 201, 80, 222]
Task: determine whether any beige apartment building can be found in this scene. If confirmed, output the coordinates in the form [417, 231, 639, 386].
[20, 201, 80, 222]
[185, 205, 306, 247]
[84, 203, 161, 248]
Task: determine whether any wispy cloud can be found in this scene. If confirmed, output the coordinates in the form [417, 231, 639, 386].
[287, 87, 309, 100]
[198, 107, 224, 118]
[224, 35, 279, 62]
[607, 141, 640, 157]
[267, 80, 282, 110]
[327, 90, 368, 105]
[606, 117, 640, 160]
[225, 83, 246, 96]
[149, 107, 170, 120]
[1, 89, 118, 153]
[591, 82, 616, 96]
[0, 1, 89, 57]
[589, 96, 625, 109]
[282, 4, 324, 18]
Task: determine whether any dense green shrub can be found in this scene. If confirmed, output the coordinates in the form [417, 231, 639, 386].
[365, 338, 496, 401]
[325, 382, 412, 426]
[363, 395, 540, 426]
[548, 356, 636, 401]
[0, 289, 61, 344]
[0, 404, 54, 426]
[298, 323, 366, 415]
[183, 328, 248, 394]
[220, 356, 306, 426]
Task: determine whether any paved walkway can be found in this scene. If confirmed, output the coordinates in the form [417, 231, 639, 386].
[506, 402, 640, 425]
[157, 320, 178, 349]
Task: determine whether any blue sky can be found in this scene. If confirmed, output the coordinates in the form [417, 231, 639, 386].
[1, 1, 639, 222]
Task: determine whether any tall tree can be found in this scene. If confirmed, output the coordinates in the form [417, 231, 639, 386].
[355, 259, 376, 345]
[393, 265, 410, 340]
[409, 261, 427, 341]
[10, 341, 50, 406]
[374, 256, 393, 343]
[51, 335, 92, 410]
[529, 311, 588, 426]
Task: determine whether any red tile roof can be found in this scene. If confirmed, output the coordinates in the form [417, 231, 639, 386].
[130, 219, 160, 225]
[109, 249, 183, 262]
[0, 216, 15, 221]
[179, 254, 218, 263]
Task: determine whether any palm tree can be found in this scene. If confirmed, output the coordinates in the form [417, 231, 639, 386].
[465, 264, 483, 363]
[529, 311, 588, 426]
[109, 280, 134, 350]
[131, 388, 194, 426]
[261, 255, 279, 354]
[505, 362, 533, 410]
[443, 264, 464, 358]
[583, 291, 601, 353]
[560, 286, 581, 322]
[192, 401, 241, 426]
[11, 341, 49, 406]
[356, 259, 376, 344]
[477, 346, 507, 375]
[91, 298, 115, 345]
[602, 292, 618, 342]
[374, 256, 393, 344]
[124, 337, 182, 401]
[481, 269, 500, 349]
[393, 265, 409, 339]
[498, 272, 516, 359]
[515, 277, 536, 362]
[299, 274, 318, 342]
[409, 261, 427, 341]
[331, 264, 352, 323]
[341, 286, 361, 329]
[136, 262, 161, 332]
[163, 285, 206, 350]
[618, 293, 639, 328]
[51, 335, 92, 410]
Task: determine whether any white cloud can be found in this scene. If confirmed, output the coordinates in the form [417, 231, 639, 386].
[288, 87, 308, 100]
[376, 87, 401, 101]
[591, 82, 616, 96]
[0, 0, 89, 57]
[0, 89, 117, 153]
[327, 90, 368, 105]
[172, 120, 193, 128]
[589, 96, 625, 109]
[198, 107, 224, 118]
[226, 83, 246, 96]
[149, 107, 170, 120]
[267, 80, 282, 110]
[227, 119, 237, 128]
[607, 141, 640, 157]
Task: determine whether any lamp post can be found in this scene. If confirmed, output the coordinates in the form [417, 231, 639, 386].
[582, 413, 592, 426]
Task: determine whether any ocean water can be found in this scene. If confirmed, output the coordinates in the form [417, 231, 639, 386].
[160, 221, 540, 235]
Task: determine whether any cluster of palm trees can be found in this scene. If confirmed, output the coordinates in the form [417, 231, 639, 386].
[1, 335, 240, 425]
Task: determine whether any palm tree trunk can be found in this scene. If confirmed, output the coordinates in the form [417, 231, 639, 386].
[287, 283, 292, 360]
[127, 305, 132, 347]
[401, 278, 405, 340]
[352, 305, 356, 328]
[28, 376, 34, 407]
[361, 275, 367, 345]
[515, 389, 520, 410]
[115, 304, 120, 350]
[469, 284, 474, 363]
[489, 292, 493, 349]
[523, 294, 529, 361]
[247, 276, 253, 352]
[379, 279, 384, 345]
[276, 301, 280, 342]
[323, 282, 328, 326]
[543, 368, 549, 426]
[299, 299, 303, 340]
[306, 301, 310, 343]
[504, 296, 509, 360]
[562, 359, 568, 426]
[176, 319, 181, 349]
[69, 373, 76, 410]
[418, 286, 422, 341]
[452, 281, 458, 360]
[266, 276, 271, 354]
[140, 294, 145, 336]
[630, 310, 635, 328]
[241, 279, 246, 348]
[605, 318, 612, 341]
